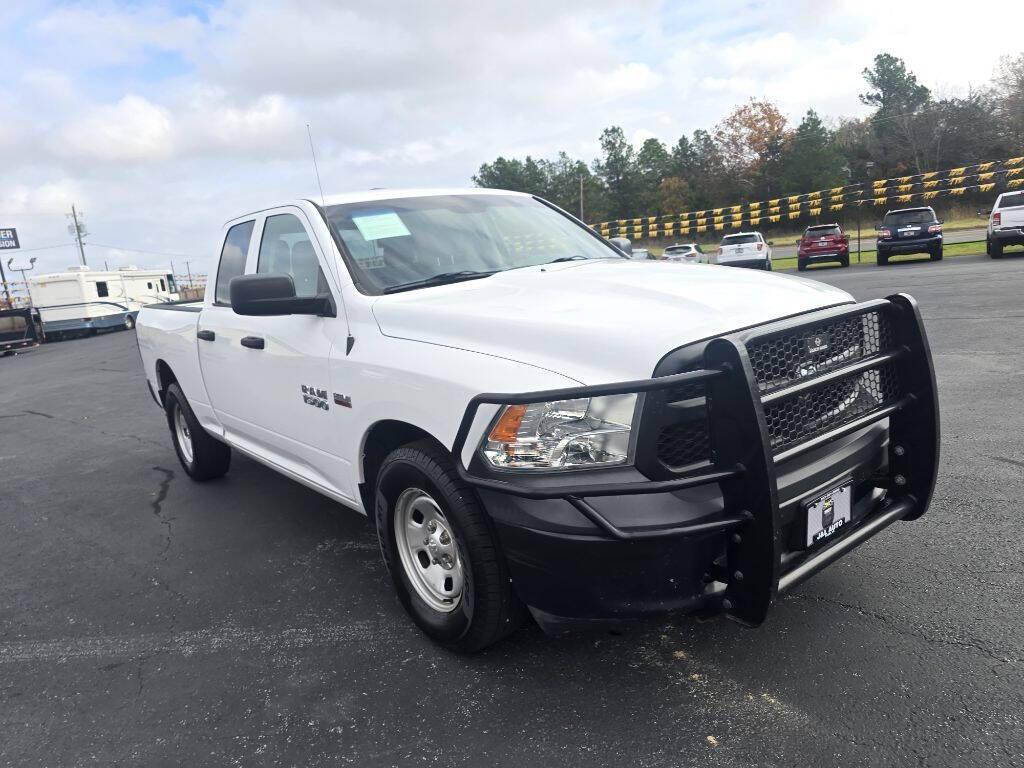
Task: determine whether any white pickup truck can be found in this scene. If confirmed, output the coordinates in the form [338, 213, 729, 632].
[987, 190, 1024, 258]
[137, 189, 940, 651]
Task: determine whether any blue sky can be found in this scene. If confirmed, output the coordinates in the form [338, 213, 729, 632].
[2, 0, 1021, 279]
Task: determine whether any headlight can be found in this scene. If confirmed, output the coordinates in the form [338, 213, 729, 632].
[481, 394, 637, 471]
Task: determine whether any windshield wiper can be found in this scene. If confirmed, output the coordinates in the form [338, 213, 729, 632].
[382, 270, 497, 294]
[545, 255, 588, 264]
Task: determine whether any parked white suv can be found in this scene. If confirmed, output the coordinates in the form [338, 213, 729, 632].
[136, 189, 939, 651]
[663, 243, 707, 264]
[718, 231, 773, 270]
[987, 190, 1024, 258]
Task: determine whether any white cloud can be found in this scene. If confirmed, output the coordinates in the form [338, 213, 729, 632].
[55, 95, 175, 162]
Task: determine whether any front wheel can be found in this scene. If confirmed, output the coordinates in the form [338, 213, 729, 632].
[165, 382, 231, 481]
[375, 440, 524, 652]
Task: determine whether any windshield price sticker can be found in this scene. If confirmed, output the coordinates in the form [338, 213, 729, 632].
[0, 228, 20, 250]
[352, 212, 411, 241]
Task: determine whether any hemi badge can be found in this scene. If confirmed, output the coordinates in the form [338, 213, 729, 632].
[804, 333, 830, 355]
[333, 393, 352, 408]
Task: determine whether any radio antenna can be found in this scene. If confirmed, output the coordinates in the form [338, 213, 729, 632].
[306, 123, 327, 206]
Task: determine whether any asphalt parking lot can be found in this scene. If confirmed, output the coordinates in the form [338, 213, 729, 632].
[1, 253, 1022, 767]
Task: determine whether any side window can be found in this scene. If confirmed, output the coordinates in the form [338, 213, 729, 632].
[215, 220, 255, 305]
[96, 281, 109, 297]
[257, 213, 329, 298]
[147, 282, 153, 289]
[160, 278, 166, 292]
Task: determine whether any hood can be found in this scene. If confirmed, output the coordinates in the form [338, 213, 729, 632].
[371, 260, 853, 383]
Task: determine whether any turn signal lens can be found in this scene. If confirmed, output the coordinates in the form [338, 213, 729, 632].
[487, 404, 527, 443]
[993, 212, 1001, 226]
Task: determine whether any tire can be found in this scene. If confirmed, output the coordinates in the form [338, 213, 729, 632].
[991, 240, 1003, 259]
[375, 440, 525, 652]
[124, 314, 135, 330]
[877, 250, 889, 267]
[930, 246, 943, 261]
[764, 259, 772, 271]
[797, 262, 807, 272]
[164, 382, 231, 481]
[840, 256, 850, 268]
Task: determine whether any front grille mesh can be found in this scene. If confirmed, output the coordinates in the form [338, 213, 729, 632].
[762, 362, 901, 449]
[651, 307, 902, 468]
[747, 311, 893, 393]
[657, 419, 711, 468]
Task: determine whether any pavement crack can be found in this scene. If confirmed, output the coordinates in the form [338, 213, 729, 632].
[987, 454, 1024, 470]
[790, 593, 1019, 665]
[150, 467, 175, 561]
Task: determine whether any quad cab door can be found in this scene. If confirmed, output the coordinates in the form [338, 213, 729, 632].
[197, 207, 355, 503]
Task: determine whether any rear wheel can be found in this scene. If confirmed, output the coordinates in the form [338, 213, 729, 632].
[930, 246, 943, 261]
[124, 314, 135, 330]
[840, 255, 850, 268]
[375, 440, 525, 652]
[877, 250, 889, 267]
[764, 259, 772, 271]
[797, 262, 807, 272]
[991, 240, 1003, 259]
[165, 382, 231, 480]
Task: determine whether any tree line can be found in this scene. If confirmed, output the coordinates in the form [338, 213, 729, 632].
[473, 53, 1024, 223]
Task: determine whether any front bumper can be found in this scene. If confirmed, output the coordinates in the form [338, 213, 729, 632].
[878, 234, 942, 254]
[452, 295, 940, 630]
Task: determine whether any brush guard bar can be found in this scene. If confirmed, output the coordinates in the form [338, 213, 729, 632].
[451, 294, 939, 623]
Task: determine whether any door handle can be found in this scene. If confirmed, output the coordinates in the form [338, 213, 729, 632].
[240, 336, 265, 350]
[197, 329, 215, 341]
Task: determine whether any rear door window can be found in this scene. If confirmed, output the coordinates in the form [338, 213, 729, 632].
[96, 281, 109, 297]
[257, 213, 329, 298]
[215, 220, 255, 305]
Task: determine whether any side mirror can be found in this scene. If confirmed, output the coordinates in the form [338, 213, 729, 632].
[230, 274, 334, 317]
[608, 236, 632, 256]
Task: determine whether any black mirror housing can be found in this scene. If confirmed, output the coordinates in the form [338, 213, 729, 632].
[230, 274, 334, 317]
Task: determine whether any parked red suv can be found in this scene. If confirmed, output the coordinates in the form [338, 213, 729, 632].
[797, 223, 850, 271]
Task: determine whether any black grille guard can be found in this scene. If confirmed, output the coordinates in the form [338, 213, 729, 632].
[450, 293, 940, 623]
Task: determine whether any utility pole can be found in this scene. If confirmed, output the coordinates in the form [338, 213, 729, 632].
[579, 175, 584, 220]
[185, 260, 194, 288]
[67, 205, 88, 266]
[0, 259, 9, 308]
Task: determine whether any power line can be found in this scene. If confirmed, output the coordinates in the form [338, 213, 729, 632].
[86, 243, 204, 260]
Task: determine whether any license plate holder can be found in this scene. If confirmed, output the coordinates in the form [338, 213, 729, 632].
[805, 482, 852, 547]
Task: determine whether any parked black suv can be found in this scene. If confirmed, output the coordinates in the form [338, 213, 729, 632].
[876, 207, 943, 266]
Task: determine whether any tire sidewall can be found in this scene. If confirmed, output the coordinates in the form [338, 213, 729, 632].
[375, 457, 476, 645]
[165, 385, 197, 476]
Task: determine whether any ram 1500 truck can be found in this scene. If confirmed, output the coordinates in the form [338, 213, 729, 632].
[137, 189, 940, 652]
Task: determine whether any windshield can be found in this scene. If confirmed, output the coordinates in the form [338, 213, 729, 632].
[883, 209, 935, 226]
[323, 194, 620, 293]
[722, 234, 758, 245]
[806, 225, 841, 236]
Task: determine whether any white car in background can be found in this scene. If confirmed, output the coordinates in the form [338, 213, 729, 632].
[663, 243, 708, 264]
[717, 232, 773, 270]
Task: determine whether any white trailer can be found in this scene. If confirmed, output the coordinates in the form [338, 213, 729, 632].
[28, 265, 179, 337]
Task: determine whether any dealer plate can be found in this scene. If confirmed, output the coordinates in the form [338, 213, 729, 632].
[805, 483, 852, 547]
